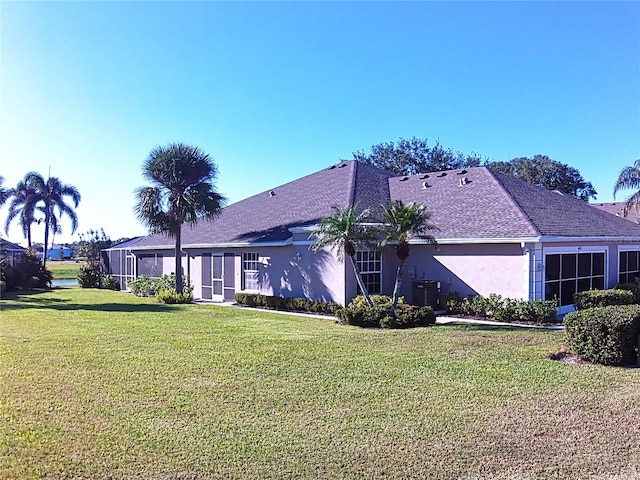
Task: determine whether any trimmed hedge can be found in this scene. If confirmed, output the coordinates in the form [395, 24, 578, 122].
[564, 304, 640, 366]
[446, 293, 558, 324]
[335, 295, 436, 329]
[613, 283, 640, 303]
[234, 293, 340, 315]
[573, 289, 635, 310]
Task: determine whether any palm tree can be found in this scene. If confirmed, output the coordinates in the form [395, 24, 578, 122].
[0, 176, 10, 207]
[24, 172, 81, 266]
[614, 159, 640, 218]
[134, 143, 225, 294]
[4, 176, 42, 248]
[310, 204, 376, 307]
[378, 200, 437, 315]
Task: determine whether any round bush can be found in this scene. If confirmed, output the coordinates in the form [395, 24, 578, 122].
[564, 304, 640, 366]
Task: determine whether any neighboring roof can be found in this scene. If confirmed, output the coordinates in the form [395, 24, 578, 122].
[0, 238, 27, 251]
[590, 202, 640, 224]
[109, 161, 640, 251]
[108, 236, 146, 249]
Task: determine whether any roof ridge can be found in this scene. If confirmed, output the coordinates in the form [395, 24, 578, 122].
[485, 168, 542, 237]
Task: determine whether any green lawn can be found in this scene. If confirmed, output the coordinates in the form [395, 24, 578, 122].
[1, 288, 639, 479]
[46, 261, 81, 280]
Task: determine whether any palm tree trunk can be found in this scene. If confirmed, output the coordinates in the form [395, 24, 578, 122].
[43, 207, 50, 268]
[349, 254, 374, 307]
[175, 227, 183, 294]
[390, 260, 405, 316]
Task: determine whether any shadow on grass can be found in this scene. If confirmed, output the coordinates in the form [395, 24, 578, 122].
[1, 289, 175, 313]
[437, 323, 563, 333]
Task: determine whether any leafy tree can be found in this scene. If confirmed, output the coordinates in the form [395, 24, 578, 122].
[613, 159, 640, 218]
[377, 200, 437, 315]
[134, 143, 225, 294]
[4, 175, 42, 247]
[310, 204, 377, 307]
[347, 136, 485, 175]
[77, 228, 113, 265]
[487, 155, 597, 201]
[23, 172, 81, 266]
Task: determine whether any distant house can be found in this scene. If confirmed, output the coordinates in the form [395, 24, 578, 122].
[103, 161, 640, 314]
[46, 244, 74, 261]
[0, 239, 27, 266]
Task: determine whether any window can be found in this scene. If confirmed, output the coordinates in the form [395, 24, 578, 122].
[242, 252, 259, 290]
[545, 252, 605, 307]
[137, 253, 163, 278]
[356, 251, 382, 295]
[619, 249, 640, 284]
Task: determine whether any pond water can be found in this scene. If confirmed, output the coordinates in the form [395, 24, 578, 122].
[52, 279, 78, 287]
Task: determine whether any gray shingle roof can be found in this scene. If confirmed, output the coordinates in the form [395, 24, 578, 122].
[124, 161, 640, 250]
[590, 202, 640, 225]
[130, 161, 396, 249]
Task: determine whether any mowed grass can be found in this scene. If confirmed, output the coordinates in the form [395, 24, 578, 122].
[46, 261, 81, 280]
[1, 288, 639, 479]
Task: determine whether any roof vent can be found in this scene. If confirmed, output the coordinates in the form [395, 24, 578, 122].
[328, 165, 336, 170]
[269, 190, 276, 197]
[422, 181, 430, 189]
[457, 169, 467, 175]
[437, 172, 447, 177]
[420, 174, 430, 179]
[458, 177, 469, 186]
[399, 176, 409, 182]
[338, 163, 347, 168]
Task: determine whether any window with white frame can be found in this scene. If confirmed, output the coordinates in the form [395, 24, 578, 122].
[356, 251, 382, 295]
[242, 252, 260, 290]
[544, 251, 605, 307]
[619, 248, 640, 284]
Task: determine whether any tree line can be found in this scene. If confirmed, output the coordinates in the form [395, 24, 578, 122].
[346, 136, 598, 201]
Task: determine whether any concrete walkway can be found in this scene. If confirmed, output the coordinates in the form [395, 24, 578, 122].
[196, 300, 564, 329]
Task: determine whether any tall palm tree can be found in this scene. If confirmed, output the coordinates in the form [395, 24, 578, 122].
[4, 176, 42, 248]
[24, 172, 81, 266]
[378, 200, 437, 315]
[614, 159, 640, 218]
[134, 143, 225, 294]
[310, 204, 376, 307]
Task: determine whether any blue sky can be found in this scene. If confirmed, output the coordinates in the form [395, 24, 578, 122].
[1, 1, 639, 246]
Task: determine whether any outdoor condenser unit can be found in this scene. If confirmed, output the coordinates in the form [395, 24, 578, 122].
[412, 280, 441, 309]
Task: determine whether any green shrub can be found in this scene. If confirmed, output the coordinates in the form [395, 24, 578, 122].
[613, 283, 640, 303]
[336, 302, 435, 329]
[101, 275, 120, 291]
[349, 295, 404, 309]
[573, 289, 634, 310]
[234, 293, 340, 315]
[8, 251, 53, 289]
[564, 305, 640, 366]
[77, 264, 102, 288]
[156, 288, 193, 304]
[128, 275, 158, 297]
[446, 292, 558, 324]
[129, 274, 191, 297]
[336, 304, 389, 328]
[265, 295, 286, 309]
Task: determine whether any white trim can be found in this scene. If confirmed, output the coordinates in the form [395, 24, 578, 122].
[422, 236, 541, 245]
[618, 245, 640, 252]
[543, 245, 609, 255]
